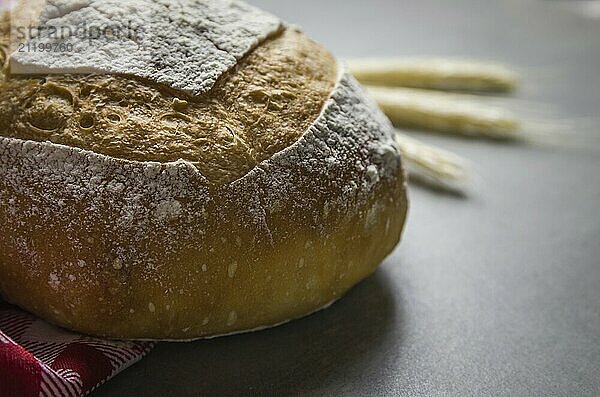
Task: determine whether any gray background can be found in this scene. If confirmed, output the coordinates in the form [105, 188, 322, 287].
[95, 0, 600, 395]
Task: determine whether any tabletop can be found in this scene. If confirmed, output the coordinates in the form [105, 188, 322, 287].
[94, 0, 600, 395]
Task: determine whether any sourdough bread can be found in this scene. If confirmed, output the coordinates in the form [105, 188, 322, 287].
[0, 0, 408, 339]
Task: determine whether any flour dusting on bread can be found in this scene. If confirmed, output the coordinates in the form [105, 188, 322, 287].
[10, 0, 282, 95]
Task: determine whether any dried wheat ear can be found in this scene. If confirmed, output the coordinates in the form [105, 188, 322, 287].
[347, 57, 517, 92]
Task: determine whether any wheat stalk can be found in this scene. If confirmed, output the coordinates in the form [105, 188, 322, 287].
[367, 86, 520, 140]
[348, 57, 517, 93]
[394, 133, 469, 193]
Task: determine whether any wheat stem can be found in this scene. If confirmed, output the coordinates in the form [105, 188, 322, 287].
[368, 86, 520, 139]
[348, 57, 517, 93]
[394, 133, 469, 193]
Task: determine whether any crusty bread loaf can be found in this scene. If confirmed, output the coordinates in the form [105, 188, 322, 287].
[0, 0, 408, 340]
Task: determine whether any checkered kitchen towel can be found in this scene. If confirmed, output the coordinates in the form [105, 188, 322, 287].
[0, 301, 154, 397]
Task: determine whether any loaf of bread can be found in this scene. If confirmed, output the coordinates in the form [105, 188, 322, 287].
[0, 0, 408, 340]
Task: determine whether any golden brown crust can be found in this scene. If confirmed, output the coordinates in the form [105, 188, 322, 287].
[0, 28, 337, 184]
[0, 180, 406, 340]
[0, 70, 407, 340]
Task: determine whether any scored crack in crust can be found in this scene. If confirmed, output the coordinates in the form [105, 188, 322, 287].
[0, 28, 337, 184]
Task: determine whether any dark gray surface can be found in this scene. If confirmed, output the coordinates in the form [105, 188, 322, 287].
[94, 1, 600, 396]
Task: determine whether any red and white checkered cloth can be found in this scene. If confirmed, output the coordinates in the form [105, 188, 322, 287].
[0, 300, 154, 397]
